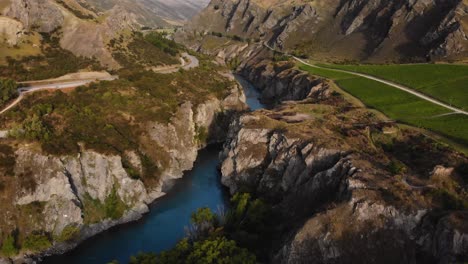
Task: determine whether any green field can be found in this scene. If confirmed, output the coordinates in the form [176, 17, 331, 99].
[320, 64, 468, 111]
[299, 64, 468, 146]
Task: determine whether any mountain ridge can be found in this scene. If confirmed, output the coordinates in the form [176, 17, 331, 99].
[181, 0, 468, 63]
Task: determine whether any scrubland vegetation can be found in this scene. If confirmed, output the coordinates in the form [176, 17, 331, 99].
[110, 32, 181, 68]
[3, 58, 232, 155]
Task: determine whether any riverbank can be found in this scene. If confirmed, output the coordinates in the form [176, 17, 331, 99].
[39, 76, 262, 263]
[43, 145, 227, 264]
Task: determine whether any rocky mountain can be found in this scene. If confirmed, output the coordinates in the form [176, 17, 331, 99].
[180, 0, 468, 62]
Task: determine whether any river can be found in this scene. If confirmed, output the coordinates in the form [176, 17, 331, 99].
[43, 75, 263, 264]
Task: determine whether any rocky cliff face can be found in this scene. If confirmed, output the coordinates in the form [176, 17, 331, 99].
[181, 0, 468, 62]
[238, 60, 330, 104]
[219, 59, 468, 263]
[0, 83, 246, 262]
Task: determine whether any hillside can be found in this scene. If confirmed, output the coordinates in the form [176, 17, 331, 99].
[0, 0, 209, 68]
[180, 0, 468, 63]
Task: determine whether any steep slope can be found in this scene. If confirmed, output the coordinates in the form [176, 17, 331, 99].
[84, 0, 210, 26]
[180, 0, 468, 62]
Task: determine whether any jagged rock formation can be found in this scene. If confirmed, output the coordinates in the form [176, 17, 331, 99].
[181, 0, 468, 62]
[239, 60, 330, 104]
[219, 59, 468, 263]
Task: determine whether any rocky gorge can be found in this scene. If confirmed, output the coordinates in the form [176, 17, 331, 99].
[216, 53, 468, 263]
[0, 80, 247, 263]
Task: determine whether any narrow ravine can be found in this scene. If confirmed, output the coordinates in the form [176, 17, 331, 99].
[42, 76, 263, 264]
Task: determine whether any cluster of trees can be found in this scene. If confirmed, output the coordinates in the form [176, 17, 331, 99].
[126, 193, 275, 264]
[111, 32, 180, 69]
[0, 78, 18, 107]
[144, 32, 180, 57]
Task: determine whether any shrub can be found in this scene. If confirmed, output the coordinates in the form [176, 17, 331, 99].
[23, 233, 52, 252]
[195, 126, 208, 145]
[0, 78, 18, 107]
[55, 224, 80, 242]
[1, 234, 18, 257]
[104, 186, 127, 220]
[187, 237, 256, 264]
[388, 160, 407, 175]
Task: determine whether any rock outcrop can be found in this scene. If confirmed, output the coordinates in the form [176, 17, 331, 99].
[0, 17, 24, 46]
[239, 60, 330, 104]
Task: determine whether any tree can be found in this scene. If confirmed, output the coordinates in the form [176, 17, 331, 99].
[187, 237, 256, 264]
[129, 237, 256, 264]
[187, 207, 218, 240]
[0, 78, 18, 106]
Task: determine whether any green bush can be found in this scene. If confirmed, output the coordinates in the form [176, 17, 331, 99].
[55, 224, 80, 242]
[10, 114, 51, 142]
[388, 160, 407, 175]
[23, 233, 52, 252]
[187, 237, 256, 264]
[1, 234, 18, 257]
[104, 186, 127, 220]
[195, 126, 208, 145]
[0, 78, 18, 107]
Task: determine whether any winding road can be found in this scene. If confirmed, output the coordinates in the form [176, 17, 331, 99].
[152, 53, 199, 73]
[263, 43, 468, 116]
[0, 53, 200, 115]
[0, 76, 118, 115]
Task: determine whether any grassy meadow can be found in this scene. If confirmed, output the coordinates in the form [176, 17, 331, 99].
[299, 64, 468, 146]
[321, 64, 468, 111]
